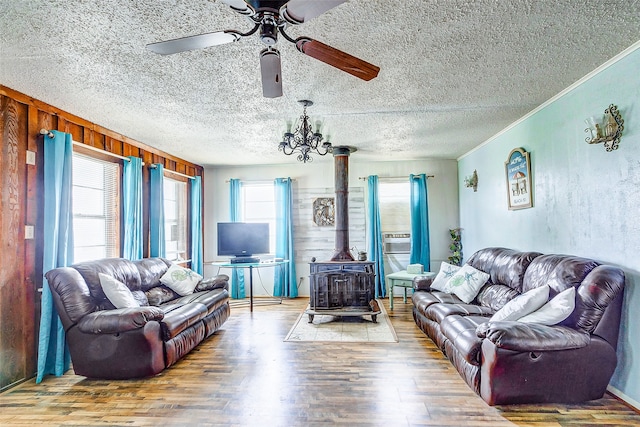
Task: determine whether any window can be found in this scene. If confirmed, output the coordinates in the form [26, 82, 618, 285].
[164, 177, 188, 261]
[378, 181, 411, 233]
[241, 182, 276, 255]
[72, 153, 120, 263]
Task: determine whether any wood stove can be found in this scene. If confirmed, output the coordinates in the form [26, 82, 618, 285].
[306, 146, 378, 322]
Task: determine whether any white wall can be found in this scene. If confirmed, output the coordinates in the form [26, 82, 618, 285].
[457, 42, 640, 407]
[203, 158, 458, 296]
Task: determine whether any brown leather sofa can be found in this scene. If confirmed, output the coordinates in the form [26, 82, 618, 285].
[45, 257, 230, 379]
[412, 247, 625, 405]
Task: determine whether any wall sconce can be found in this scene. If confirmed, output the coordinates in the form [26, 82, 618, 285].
[585, 104, 624, 152]
[464, 170, 478, 192]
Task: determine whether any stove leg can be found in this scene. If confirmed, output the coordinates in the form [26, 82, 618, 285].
[372, 314, 378, 323]
[308, 314, 314, 323]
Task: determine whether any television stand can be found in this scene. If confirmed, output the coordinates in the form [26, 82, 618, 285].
[230, 256, 260, 264]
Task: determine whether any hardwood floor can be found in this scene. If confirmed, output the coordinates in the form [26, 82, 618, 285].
[1, 298, 638, 426]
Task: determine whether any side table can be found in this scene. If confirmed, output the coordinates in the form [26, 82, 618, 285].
[386, 270, 435, 310]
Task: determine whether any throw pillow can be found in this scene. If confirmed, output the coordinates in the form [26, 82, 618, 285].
[518, 286, 576, 325]
[98, 273, 140, 309]
[446, 264, 490, 303]
[160, 264, 203, 296]
[430, 262, 462, 292]
[490, 285, 549, 322]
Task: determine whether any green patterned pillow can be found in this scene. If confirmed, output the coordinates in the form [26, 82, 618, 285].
[159, 264, 203, 296]
[446, 264, 490, 303]
[430, 262, 462, 292]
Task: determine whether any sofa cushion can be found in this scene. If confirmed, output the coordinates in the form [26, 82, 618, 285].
[490, 285, 549, 322]
[98, 273, 140, 309]
[474, 284, 520, 312]
[159, 303, 208, 340]
[430, 262, 461, 292]
[447, 265, 490, 303]
[467, 248, 542, 294]
[145, 285, 180, 306]
[412, 290, 464, 313]
[160, 264, 203, 296]
[441, 315, 489, 365]
[163, 288, 230, 314]
[135, 257, 172, 291]
[522, 254, 599, 294]
[425, 302, 493, 324]
[519, 287, 575, 325]
[73, 258, 143, 304]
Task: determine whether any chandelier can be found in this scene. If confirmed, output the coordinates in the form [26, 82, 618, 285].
[279, 100, 331, 163]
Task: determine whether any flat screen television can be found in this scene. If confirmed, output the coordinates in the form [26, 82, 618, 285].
[217, 222, 270, 259]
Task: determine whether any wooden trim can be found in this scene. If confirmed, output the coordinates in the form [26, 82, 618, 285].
[0, 85, 204, 176]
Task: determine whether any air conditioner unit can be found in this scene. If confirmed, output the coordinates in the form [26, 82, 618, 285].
[383, 232, 411, 254]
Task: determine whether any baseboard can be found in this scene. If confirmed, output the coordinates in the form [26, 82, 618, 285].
[607, 385, 640, 413]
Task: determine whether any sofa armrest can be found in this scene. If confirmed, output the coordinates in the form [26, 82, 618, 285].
[195, 274, 229, 292]
[413, 275, 434, 291]
[77, 306, 165, 334]
[476, 321, 590, 352]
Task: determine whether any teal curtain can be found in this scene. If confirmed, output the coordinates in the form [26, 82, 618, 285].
[123, 156, 143, 260]
[409, 174, 431, 271]
[367, 175, 386, 298]
[273, 178, 297, 297]
[149, 164, 165, 257]
[37, 130, 73, 383]
[190, 176, 203, 275]
[229, 178, 245, 298]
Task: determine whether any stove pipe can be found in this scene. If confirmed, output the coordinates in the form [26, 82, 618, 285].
[330, 146, 355, 261]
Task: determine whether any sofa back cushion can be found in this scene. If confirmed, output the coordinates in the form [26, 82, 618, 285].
[521, 254, 599, 295]
[72, 258, 147, 308]
[134, 258, 172, 291]
[466, 248, 542, 311]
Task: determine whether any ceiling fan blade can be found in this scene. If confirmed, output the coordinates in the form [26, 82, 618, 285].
[281, 0, 346, 24]
[220, 0, 254, 15]
[147, 31, 241, 55]
[296, 38, 380, 81]
[260, 49, 283, 98]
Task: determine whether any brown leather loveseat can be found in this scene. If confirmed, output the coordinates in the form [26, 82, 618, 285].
[412, 247, 625, 405]
[45, 257, 230, 379]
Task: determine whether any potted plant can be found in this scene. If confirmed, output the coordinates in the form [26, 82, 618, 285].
[448, 228, 462, 266]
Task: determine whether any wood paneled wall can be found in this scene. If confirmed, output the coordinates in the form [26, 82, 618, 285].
[0, 85, 204, 391]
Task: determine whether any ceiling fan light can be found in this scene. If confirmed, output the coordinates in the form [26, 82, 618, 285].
[260, 48, 283, 98]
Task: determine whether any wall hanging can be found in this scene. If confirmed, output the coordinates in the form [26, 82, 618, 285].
[312, 197, 335, 226]
[505, 148, 533, 210]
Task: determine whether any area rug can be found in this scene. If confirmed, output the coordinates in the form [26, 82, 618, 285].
[284, 300, 398, 343]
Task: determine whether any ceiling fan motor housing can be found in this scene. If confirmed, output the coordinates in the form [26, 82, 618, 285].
[260, 19, 278, 46]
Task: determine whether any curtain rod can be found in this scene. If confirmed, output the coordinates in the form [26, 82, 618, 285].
[149, 164, 195, 180]
[358, 174, 435, 180]
[225, 178, 297, 183]
[41, 128, 133, 163]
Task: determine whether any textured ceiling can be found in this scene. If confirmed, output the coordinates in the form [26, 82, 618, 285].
[1, 1, 639, 166]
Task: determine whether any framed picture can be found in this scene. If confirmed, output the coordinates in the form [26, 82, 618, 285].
[505, 148, 533, 210]
[312, 197, 335, 226]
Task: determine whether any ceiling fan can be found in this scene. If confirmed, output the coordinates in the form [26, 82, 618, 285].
[146, 0, 380, 98]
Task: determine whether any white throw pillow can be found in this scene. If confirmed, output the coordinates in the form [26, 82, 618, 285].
[430, 262, 462, 292]
[490, 285, 549, 322]
[160, 264, 203, 296]
[446, 264, 490, 303]
[518, 286, 576, 325]
[98, 273, 140, 309]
